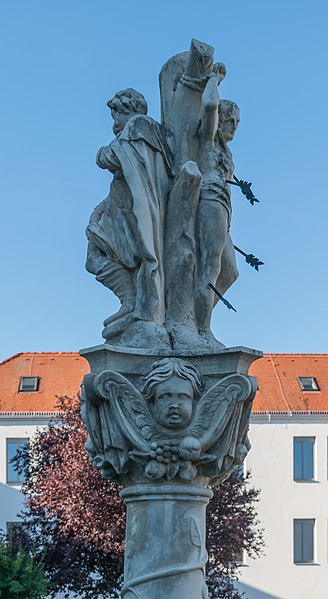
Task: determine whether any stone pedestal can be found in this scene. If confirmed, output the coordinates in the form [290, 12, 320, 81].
[120, 484, 212, 599]
[80, 344, 262, 598]
[80, 343, 261, 378]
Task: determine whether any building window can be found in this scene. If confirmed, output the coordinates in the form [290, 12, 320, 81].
[294, 437, 315, 481]
[19, 376, 39, 392]
[6, 521, 22, 536]
[233, 549, 246, 565]
[6, 521, 28, 541]
[297, 377, 319, 391]
[6, 439, 29, 484]
[294, 519, 315, 563]
[6, 522, 30, 553]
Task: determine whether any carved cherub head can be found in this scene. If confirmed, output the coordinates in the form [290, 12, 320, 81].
[142, 359, 203, 430]
[107, 88, 148, 135]
[218, 99, 240, 143]
[85, 365, 254, 484]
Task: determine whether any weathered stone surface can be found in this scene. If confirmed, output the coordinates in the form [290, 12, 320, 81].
[81, 39, 262, 599]
[120, 484, 212, 599]
[86, 40, 242, 350]
[81, 344, 261, 598]
[164, 161, 204, 350]
[80, 344, 261, 380]
[81, 346, 261, 488]
[86, 97, 173, 349]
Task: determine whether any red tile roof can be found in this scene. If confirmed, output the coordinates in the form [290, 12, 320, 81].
[0, 352, 327, 414]
[0, 353, 89, 413]
[250, 354, 328, 413]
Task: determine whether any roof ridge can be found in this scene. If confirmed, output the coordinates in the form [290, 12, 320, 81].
[0, 352, 23, 365]
[1, 351, 328, 365]
[1, 351, 81, 365]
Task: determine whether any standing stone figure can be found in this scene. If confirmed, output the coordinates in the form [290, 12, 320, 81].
[81, 39, 262, 599]
[195, 77, 240, 345]
[160, 40, 240, 349]
[86, 88, 173, 349]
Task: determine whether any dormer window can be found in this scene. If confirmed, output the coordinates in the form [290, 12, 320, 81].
[19, 376, 40, 392]
[297, 377, 319, 392]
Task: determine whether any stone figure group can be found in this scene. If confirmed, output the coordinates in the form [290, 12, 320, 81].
[86, 39, 240, 351]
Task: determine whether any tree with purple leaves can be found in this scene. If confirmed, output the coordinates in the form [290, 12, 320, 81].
[206, 469, 264, 598]
[15, 396, 264, 599]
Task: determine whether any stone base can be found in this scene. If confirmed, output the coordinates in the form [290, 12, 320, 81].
[120, 484, 212, 599]
[80, 343, 262, 598]
[80, 343, 262, 389]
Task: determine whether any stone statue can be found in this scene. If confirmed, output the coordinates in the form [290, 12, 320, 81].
[81, 39, 262, 599]
[195, 88, 240, 345]
[86, 88, 173, 349]
[162, 40, 239, 349]
[86, 41, 241, 351]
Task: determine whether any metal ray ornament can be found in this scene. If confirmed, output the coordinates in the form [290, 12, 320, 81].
[233, 245, 264, 270]
[208, 283, 237, 312]
[226, 175, 260, 205]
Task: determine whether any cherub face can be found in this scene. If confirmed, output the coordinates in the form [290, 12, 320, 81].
[152, 375, 194, 429]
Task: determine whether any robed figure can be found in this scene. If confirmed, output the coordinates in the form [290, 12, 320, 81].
[86, 89, 173, 349]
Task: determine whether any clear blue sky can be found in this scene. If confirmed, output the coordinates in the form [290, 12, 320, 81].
[1, 0, 327, 361]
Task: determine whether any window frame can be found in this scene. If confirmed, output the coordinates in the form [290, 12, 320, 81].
[6, 521, 30, 551]
[232, 548, 246, 566]
[293, 519, 315, 564]
[6, 438, 29, 484]
[293, 436, 315, 482]
[297, 376, 319, 391]
[6, 521, 28, 538]
[18, 376, 40, 392]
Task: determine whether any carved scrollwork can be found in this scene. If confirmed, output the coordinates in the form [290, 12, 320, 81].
[81, 358, 256, 485]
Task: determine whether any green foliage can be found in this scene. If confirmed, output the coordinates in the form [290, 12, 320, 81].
[0, 533, 47, 599]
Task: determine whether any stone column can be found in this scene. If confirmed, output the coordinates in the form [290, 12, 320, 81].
[120, 484, 212, 599]
[81, 345, 261, 598]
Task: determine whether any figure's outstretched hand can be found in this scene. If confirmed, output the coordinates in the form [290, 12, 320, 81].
[213, 62, 227, 84]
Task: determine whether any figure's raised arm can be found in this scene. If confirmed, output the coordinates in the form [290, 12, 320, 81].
[200, 63, 226, 142]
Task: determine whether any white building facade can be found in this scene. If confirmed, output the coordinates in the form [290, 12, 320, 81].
[238, 412, 328, 599]
[1, 352, 327, 599]
[0, 412, 54, 534]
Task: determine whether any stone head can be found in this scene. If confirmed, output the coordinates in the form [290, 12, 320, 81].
[142, 359, 203, 429]
[107, 88, 148, 135]
[218, 99, 240, 143]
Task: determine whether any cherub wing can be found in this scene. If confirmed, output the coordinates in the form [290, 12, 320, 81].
[93, 370, 157, 452]
[189, 374, 252, 452]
